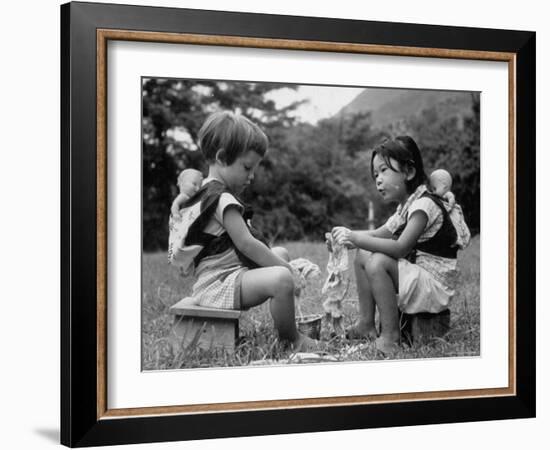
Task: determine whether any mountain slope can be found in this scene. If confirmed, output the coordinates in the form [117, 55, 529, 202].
[338, 88, 476, 126]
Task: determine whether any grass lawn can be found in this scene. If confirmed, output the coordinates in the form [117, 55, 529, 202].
[142, 236, 480, 370]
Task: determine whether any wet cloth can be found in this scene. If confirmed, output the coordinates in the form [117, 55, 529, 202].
[322, 233, 350, 319]
[290, 258, 321, 295]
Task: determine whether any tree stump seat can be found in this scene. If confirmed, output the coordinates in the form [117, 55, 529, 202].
[169, 298, 241, 353]
[400, 309, 451, 344]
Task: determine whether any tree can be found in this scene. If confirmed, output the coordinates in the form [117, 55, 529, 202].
[142, 78, 302, 250]
[247, 117, 381, 242]
[339, 111, 389, 157]
[394, 93, 481, 232]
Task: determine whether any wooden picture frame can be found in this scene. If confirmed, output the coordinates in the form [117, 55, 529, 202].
[61, 1, 535, 446]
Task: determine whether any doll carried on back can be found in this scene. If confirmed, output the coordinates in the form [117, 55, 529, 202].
[167, 168, 266, 275]
[428, 169, 471, 250]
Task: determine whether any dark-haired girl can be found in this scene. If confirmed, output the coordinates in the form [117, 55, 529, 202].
[332, 136, 459, 353]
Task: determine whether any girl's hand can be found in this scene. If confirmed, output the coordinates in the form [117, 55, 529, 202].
[332, 226, 356, 248]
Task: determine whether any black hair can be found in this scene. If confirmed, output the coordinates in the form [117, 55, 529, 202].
[370, 135, 427, 193]
[198, 111, 268, 165]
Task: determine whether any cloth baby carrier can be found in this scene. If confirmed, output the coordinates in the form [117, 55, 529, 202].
[394, 192, 461, 264]
[168, 180, 268, 275]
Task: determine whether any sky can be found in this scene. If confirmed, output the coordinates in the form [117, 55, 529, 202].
[266, 85, 364, 124]
[167, 83, 364, 144]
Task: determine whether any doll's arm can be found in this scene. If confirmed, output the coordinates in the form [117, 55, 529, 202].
[170, 193, 190, 217]
[443, 191, 456, 208]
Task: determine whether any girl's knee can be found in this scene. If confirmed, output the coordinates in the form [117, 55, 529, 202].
[270, 266, 294, 296]
[365, 252, 393, 276]
[354, 249, 371, 270]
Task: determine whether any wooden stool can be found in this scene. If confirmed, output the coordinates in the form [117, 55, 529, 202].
[169, 298, 241, 352]
[400, 309, 451, 344]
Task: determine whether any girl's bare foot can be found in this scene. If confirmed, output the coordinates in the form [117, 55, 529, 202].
[346, 322, 378, 340]
[290, 333, 326, 352]
[331, 317, 345, 338]
[375, 335, 400, 354]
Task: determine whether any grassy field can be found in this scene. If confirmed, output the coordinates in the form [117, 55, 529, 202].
[142, 236, 480, 370]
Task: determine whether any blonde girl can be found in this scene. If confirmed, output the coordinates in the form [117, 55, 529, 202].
[182, 111, 318, 351]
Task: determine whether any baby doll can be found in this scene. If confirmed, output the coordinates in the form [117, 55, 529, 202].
[428, 169, 471, 249]
[429, 169, 455, 207]
[170, 168, 204, 218]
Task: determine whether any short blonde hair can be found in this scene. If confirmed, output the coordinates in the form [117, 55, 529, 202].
[198, 111, 268, 165]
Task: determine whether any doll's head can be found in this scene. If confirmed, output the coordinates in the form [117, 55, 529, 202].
[429, 169, 453, 197]
[177, 168, 203, 196]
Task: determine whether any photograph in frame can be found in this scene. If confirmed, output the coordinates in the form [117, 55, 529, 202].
[109, 38, 500, 409]
[61, 2, 535, 447]
[141, 77, 480, 370]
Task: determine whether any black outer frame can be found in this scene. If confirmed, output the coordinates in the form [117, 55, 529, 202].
[60, 1, 535, 447]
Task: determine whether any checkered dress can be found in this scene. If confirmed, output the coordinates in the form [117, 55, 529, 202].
[191, 249, 248, 310]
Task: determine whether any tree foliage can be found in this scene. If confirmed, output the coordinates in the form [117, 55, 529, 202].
[379, 93, 481, 231]
[142, 80, 480, 251]
[142, 78, 302, 249]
